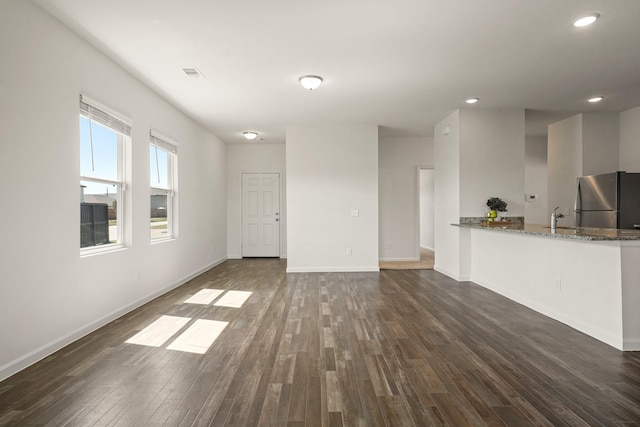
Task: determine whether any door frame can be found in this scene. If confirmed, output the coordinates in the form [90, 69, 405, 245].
[240, 171, 284, 258]
[416, 166, 435, 257]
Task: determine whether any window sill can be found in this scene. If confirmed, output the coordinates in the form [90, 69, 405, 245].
[80, 244, 127, 258]
[151, 237, 176, 245]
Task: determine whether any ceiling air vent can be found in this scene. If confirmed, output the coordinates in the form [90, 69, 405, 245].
[181, 67, 204, 78]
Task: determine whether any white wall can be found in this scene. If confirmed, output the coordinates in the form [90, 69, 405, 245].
[525, 136, 548, 224]
[582, 113, 619, 176]
[620, 106, 640, 172]
[286, 125, 379, 272]
[434, 111, 463, 279]
[434, 108, 524, 281]
[547, 114, 582, 226]
[547, 112, 621, 227]
[226, 144, 286, 259]
[378, 137, 433, 260]
[459, 109, 525, 217]
[0, 0, 227, 380]
[419, 169, 435, 250]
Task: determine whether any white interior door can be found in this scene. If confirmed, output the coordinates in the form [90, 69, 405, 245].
[242, 173, 280, 257]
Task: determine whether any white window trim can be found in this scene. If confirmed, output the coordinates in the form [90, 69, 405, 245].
[80, 97, 130, 255]
[80, 94, 133, 129]
[150, 130, 178, 242]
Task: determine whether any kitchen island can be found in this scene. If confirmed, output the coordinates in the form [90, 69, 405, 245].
[455, 221, 640, 351]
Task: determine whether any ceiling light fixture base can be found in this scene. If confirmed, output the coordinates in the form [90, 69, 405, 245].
[574, 13, 600, 27]
[299, 75, 323, 90]
[243, 131, 258, 140]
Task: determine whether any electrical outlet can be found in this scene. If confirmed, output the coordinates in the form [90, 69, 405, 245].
[554, 278, 562, 291]
[386, 242, 392, 249]
[562, 207, 570, 216]
[351, 209, 359, 217]
[346, 248, 352, 256]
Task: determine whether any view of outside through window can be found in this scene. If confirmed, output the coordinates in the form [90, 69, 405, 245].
[150, 144, 171, 239]
[80, 116, 121, 247]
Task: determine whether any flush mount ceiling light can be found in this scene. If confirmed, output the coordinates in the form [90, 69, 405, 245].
[243, 131, 258, 140]
[299, 75, 323, 90]
[465, 98, 479, 104]
[588, 96, 604, 103]
[574, 13, 600, 27]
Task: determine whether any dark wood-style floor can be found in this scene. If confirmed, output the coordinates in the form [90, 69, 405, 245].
[2, 259, 640, 426]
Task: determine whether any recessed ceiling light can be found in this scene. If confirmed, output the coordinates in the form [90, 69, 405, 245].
[465, 98, 479, 104]
[299, 75, 323, 90]
[588, 96, 604, 103]
[574, 13, 599, 27]
[243, 131, 258, 140]
[181, 66, 204, 78]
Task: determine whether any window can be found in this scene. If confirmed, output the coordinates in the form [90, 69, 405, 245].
[150, 131, 177, 241]
[79, 95, 130, 251]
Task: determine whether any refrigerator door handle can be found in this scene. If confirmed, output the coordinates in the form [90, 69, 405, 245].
[574, 179, 581, 227]
[575, 179, 581, 213]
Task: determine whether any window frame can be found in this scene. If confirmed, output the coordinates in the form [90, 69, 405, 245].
[79, 95, 130, 255]
[149, 130, 178, 242]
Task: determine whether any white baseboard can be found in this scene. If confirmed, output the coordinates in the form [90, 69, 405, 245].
[379, 257, 420, 262]
[420, 245, 434, 251]
[286, 266, 380, 273]
[0, 256, 227, 382]
[434, 265, 470, 281]
[623, 338, 640, 351]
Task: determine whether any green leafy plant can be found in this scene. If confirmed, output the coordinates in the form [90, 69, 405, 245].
[487, 197, 508, 212]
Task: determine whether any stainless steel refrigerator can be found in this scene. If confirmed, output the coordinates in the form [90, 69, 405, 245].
[575, 171, 640, 229]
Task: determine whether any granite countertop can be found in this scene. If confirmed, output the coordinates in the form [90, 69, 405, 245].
[454, 221, 640, 241]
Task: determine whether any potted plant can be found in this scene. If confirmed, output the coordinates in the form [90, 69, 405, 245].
[486, 197, 508, 222]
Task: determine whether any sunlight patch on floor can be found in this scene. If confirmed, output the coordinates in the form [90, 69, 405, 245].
[213, 290, 252, 308]
[166, 319, 228, 354]
[184, 288, 225, 305]
[125, 315, 190, 347]
[126, 289, 249, 353]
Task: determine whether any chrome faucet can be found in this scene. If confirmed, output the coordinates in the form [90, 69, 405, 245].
[551, 207, 565, 232]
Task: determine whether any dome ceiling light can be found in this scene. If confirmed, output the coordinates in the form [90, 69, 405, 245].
[299, 75, 323, 90]
[574, 13, 600, 27]
[243, 131, 258, 140]
[588, 96, 604, 103]
[465, 98, 479, 104]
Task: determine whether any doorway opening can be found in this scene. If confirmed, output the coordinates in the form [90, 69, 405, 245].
[378, 167, 434, 270]
[418, 167, 435, 265]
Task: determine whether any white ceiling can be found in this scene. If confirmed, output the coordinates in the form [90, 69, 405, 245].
[33, 0, 640, 143]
